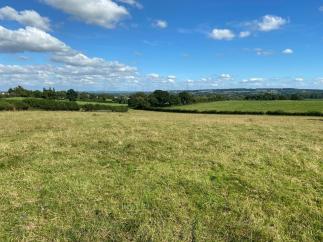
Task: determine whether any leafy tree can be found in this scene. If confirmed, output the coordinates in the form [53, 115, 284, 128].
[128, 92, 150, 109]
[42, 88, 57, 99]
[179, 91, 194, 105]
[149, 90, 171, 107]
[8, 86, 32, 97]
[66, 89, 78, 101]
[169, 94, 181, 105]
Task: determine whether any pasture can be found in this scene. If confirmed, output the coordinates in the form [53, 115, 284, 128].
[168, 100, 323, 114]
[0, 111, 322, 241]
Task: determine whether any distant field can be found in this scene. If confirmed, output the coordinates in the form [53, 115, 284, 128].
[0, 111, 322, 241]
[3, 97, 36, 101]
[76, 101, 126, 106]
[169, 100, 323, 113]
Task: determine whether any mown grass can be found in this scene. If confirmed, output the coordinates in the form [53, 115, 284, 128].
[169, 100, 323, 113]
[0, 111, 322, 241]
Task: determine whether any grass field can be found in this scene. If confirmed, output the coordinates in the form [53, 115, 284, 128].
[168, 100, 323, 114]
[76, 101, 126, 106]
[0, 111, 322, 241]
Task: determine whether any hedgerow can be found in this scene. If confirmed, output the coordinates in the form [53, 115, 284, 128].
[0, 99, 128, 112]
[143, 107, 323, 117]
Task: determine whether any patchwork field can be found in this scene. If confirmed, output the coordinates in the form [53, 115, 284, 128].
[0, 111, 322, 241]
[168, 100, 323, 114]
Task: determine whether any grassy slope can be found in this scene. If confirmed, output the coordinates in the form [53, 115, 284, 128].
[169, 100, 323, 113]
[0, 111, 322, 241]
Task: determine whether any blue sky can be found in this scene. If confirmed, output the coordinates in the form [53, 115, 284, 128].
[0, 0, 323, 91]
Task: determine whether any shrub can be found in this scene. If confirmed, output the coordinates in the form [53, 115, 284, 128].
[80, 104, 128, 112]
[6, 100, 30, 110]
[23, 98, 80, 111]
[0, 101, 15, 111]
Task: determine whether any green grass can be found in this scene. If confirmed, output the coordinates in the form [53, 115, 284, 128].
[3, 97, 39, 101]
[169, 100, 323, 113]
[0, 111, 322, 241]
[76, 100, 126, 106]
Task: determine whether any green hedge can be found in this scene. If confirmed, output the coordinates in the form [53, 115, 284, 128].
[22, 98, 80, 111]
[142, 107, 323, 117]
[0, 101, 15, 111]
[0, 99, 128, 112]
[80, 103, 128, 112]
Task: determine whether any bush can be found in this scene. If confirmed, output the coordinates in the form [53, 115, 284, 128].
[143, 107, 323, 117]
[0, 101, 15, 111]
[6, 100, 30, 110]
[22, 98, 80, 111]
[80, 104, 128, 112]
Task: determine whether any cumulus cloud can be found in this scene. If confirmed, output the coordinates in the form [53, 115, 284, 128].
[147, 73, 160, 79]
[254, 48, 273, 56]
[218, 74, 233, 81]
[0, 62, 138, 90]
[295, 77, 304, 82]
[210, 28, 235, 40]
[0, 6, 51, 31]
[0, 20, 139, 89]
[239, 31, 251, 38]
[167, 75, 177, 83]
[51, 52, 106, 66]
[42, 0, 129, 28]
[257, 15, 287, 32]
[152, 19, 168, 29]
[282, 48, 293, 55]
[241, 77, 265, 83]
[0, 26, 68, 53]
[116, 0, 143, 9]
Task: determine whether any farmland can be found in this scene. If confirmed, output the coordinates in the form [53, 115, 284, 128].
[168, 100, 323, 114]
[0, 111, 322, 241]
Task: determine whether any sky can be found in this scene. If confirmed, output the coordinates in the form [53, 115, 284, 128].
[0, 0, 323, 91]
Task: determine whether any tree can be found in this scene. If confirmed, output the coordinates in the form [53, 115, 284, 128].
[169, 94, 181, 105]
[66, 89, 78, 101]
[179, 91, 194, 105]
[128, 92, 150, 109]
[149, 90, 171, 107]
[42, 88, 56, 99]
[8, 86, 32, 97]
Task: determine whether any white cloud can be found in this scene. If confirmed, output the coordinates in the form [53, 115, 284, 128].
[257, 15, 287, 32]
[241, 77, 265, 83]
[153, 19, 168, 29]
[0, 6, 51, 31]
[282, 48, 293, 55]
[51, 52, 105, 66]
[218, 74, 233, 81]
[42, 0, 129, 29]
[210, 28, 235, 40]
[319, 6, 323, 12]
[239, 31, 251, 38]
[315, 78, 323, 84]
[0, 26, 68, 53]
[167, 75, 176, 83]
[254, 48, 273, 56]
[147, 73, 160, 79]
[0, 62, 138, 89]
[116, 0, 143, 9]
[295, 77, 304, 82]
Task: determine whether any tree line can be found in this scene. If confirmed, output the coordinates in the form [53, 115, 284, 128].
[128, 90, 197, 109]
[2, 86, 114, 102]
